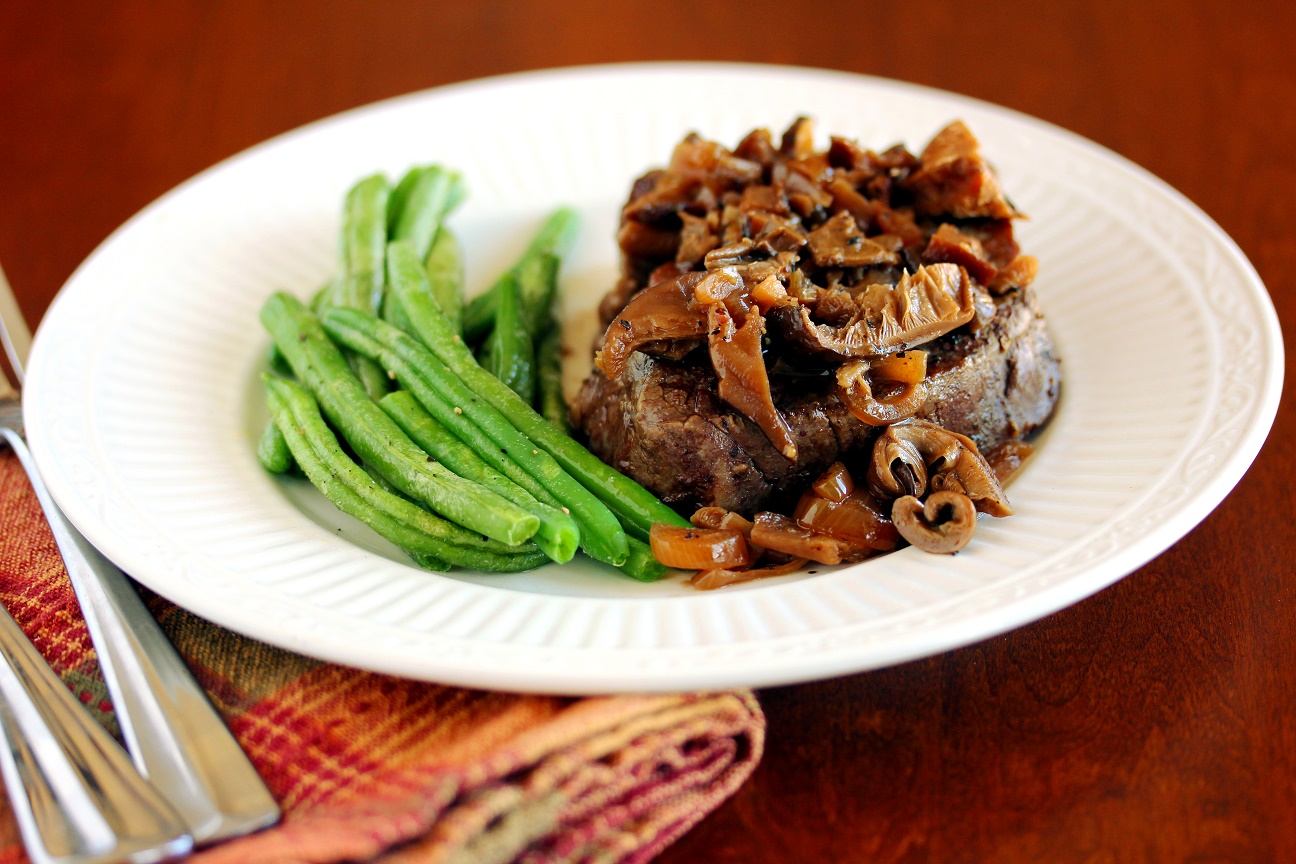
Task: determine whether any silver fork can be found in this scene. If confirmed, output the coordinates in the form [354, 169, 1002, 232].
[0, 261, 280, 853]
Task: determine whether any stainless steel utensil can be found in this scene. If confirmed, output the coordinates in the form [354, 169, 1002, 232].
[0, 260, 280, 848]
[0, 385, 194, 864]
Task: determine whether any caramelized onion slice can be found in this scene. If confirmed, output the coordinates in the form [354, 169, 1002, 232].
[691, 507, 767, 559]
[649, 523, 752, 570]
[869, 350, 928, 386]
[836, 360, 928, 426]
[597, 272, 708, 379]
[693, 267, 744, 305]
[794, 491, 899, 551]
[707, 302, 798, 461]
[892, 491, 978, 554]
[810, 462, 855, 503]
[750, 274, 791, 314]
[689, 557, 809, 591]
[750, 513, 860, 566]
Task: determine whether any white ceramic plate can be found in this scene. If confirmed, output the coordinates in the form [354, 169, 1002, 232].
[24, 64, 1283, 693]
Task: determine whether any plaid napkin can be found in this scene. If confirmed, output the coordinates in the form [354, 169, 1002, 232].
[0, 450, 764, 864]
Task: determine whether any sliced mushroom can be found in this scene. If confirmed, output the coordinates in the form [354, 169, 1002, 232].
[621, 169, 701, 226]
[836, 359, 928, 426]
[901, 121, 1017, 219]
[988, 254, 1039, 294]
[749, 212, 806, 253]
[922, 222, 998, 285]
[805, 210, 901, 268]
[825, 176, 880, 228]
[670, 133, 763, 187]
[676, 211, 719, 265]
[733, 127, 778, 170]
[597, 272, 709, 378]
[891, 491, 978, 553]
[769, 263, 977, 360]
[704, 237, 777, 270]
[616, 219, 679, 260]
[867, 418, 1013, 517]
[707, 301, 798, 461]
[780, 116, 816, 160]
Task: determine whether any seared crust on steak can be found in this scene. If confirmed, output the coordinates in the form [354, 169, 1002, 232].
[573, 287, 1060, 516]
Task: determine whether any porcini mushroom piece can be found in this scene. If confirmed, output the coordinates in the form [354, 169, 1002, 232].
[869, 430, 929, 499]
[780, 116, 816, 160]
[805, 211, 901, 268]
[867, 419, 1013, 517]
[901, 121, 1017, 219]
[836, 359, 929, 426]
[597, 272, 709, 379]
[891, 491, 978, 554]
[707, 302, 798, 461]
[769, 263, 977, 360]
[922, 223, 999, 285]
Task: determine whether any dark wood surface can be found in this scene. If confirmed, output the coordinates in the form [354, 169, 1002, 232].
[2, 2, 1293, 861]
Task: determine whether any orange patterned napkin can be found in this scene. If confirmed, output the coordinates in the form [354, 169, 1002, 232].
[0, 450, 764, 864]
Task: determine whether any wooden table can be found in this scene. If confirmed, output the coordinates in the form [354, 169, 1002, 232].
[2, 2, 1292, 860]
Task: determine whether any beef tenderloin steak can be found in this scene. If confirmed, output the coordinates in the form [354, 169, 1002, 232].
[573, 286, 1060, 516]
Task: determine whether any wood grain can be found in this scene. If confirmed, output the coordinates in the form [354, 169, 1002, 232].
[2, 2, 1292, 861]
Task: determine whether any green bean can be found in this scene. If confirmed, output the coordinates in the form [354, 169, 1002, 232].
[386, 167, 424, 238]
[381, 391, 577, 564]
[256, 416, 293, 473]
[326, 175, 392, 400]
[515, 251, 559, 338]
[481, 272, 536, 403]
[407, 550, 452, 572]
[390, 276, 690, 542]
[381, 278, 412, 332]
[462, 207, 580, 342]
[260, 291, 539, 547]
[362, 461, 451, 571]
[620, 537, 667, 582]
[536, 325, 569, 433]
[349, 351, 393, 400]
[267, 341, 292, 378]
[335, 312, 563, 512]
[391, 167, 463, 260]
[263, 375, 545, 572]
[425, 227, 464, 338]
[333, 174, 390, 313]
[322, 304, 629, 569]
